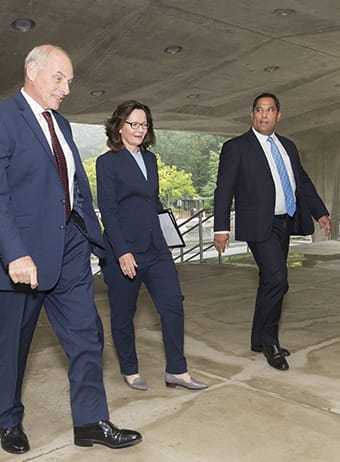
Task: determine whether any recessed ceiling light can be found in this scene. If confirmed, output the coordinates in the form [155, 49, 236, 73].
[11, 18, 35, 32]
[164, 45, 183, 55]
[264, 65, 280, 73]
[90, 90, 106, 97]
[272, 8, 296, 16]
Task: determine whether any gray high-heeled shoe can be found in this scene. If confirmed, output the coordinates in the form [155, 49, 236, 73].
[123, 375, 149, 391]
[165, 373, 208, 390]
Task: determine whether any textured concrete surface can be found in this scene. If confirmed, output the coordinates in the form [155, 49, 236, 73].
[2, 241, 340, 461]
[2, 2, 340, 238]
[2, 1, 340, 136]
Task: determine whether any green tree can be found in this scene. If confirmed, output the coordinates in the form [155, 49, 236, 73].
[157, 155, 197, 208]
[201, 150, 221, 207]
[155, 130, 224, 195]
[82, 154, 197, 209]
[81, 130, 224, 207]
[83, 157, 97, 206]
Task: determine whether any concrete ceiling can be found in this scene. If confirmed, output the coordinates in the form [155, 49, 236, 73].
[2, 0, 340, 136]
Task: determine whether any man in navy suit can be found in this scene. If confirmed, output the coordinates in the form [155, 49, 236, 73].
[0, 44, 141, 455]
[214, 93, 331, 371]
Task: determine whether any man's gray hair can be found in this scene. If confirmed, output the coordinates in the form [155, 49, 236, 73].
[24, 44, 69, 72]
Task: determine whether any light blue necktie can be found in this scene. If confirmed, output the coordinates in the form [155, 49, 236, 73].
[267, 136, 296, 217]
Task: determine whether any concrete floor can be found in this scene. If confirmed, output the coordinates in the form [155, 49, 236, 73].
[2, 241, 340, 462]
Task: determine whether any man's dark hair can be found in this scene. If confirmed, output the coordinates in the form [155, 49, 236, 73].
[252, 93, 281, 112]
[105, 100, 155, 152]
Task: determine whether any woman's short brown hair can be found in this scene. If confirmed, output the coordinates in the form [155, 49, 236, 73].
[105, 100, 156, 152]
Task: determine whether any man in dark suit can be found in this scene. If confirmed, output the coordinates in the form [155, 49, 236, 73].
[214, 92, 331, 371]
[0, 44, 141, 455]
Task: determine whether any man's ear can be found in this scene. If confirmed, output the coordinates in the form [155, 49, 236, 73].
[277, 111, 282, 123]
[25, 61, 38, 81]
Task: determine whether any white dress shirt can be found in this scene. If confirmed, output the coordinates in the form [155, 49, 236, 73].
[21, 89, 75, 209]
[252, 127, 296, 215]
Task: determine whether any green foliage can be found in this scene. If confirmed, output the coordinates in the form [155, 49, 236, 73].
[156, 155, 197, 207]
[201, 150, 220, 207]
[155, 130, 224, 195]
[81, 130, 224, 209]
[82, 153, 197, 209]
[83, 157, 98, 206]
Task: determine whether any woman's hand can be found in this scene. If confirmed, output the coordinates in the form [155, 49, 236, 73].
[119, 252, 138, 279]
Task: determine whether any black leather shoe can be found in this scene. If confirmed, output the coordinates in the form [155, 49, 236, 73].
[0, 424, 30, 454]
[251, 344, 290, 356]
[74, 420, 142, 449]
[262, 344, 289, 371]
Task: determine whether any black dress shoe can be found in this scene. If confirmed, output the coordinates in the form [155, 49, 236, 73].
[0, 424, 30, 454]
[251, 344, 290, 356]
[262, 344, 289, 371]
[74, 420, 142, 449]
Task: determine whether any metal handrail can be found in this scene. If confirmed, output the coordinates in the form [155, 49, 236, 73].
[176, 208, 218, 263]
[178, 208, 207, 227]
[177, 243, 216, 263]
[180, 214, 213, 236]
[173, 243, 201, 261]
[93, 207, 220, 268]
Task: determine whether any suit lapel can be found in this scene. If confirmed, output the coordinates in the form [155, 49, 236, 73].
[53, 112, 92, 202]
[14, 92, 55, 165]
[249, 129, 300, 196]
[142, 150, 155, 184]
[276, 134, 299, 180]
[122, 148, 151, 183]
[121, 149, 142, 180]
[246, 129, 273, 177]
[53, 112, 80, 170]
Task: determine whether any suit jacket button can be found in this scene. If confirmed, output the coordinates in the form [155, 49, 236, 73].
[61, 199, 66, 204]
[60, 225, 65, 230]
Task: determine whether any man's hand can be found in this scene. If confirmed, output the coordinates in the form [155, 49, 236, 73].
[318, 215, 331, 237]
[119, 252, 138, 279]
[8, 256, 38, 289]
[214, 233, 230, 253]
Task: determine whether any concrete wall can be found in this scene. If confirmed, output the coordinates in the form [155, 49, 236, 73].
[293, 126, 340, 240]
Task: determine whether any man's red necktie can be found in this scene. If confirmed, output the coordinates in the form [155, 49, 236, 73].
[42, 111, 71, 217]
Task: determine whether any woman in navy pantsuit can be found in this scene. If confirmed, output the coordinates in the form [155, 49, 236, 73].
[96, 101, 207, 391]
